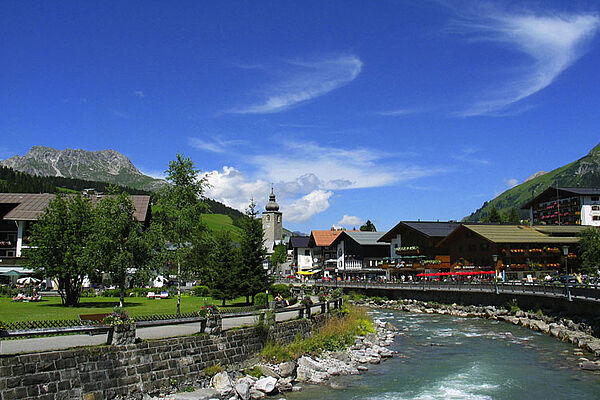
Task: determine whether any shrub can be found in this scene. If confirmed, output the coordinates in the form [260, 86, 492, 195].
[255, 292, 268, 307]
[80, 288, 96, 297]
[192, 285, 211, 297]
[131, 287, 154, 297]
[0, 286, 18, 297]
[270, 283, 291, 299]
[203, 364, 223, 376]
[245, 366, 264, 378]
[101, 289, 122, 297]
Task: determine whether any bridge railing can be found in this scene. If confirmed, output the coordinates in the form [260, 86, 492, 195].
[307, 280, 600, 302]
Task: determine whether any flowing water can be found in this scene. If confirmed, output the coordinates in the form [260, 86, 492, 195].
[287, 309, 600, 400]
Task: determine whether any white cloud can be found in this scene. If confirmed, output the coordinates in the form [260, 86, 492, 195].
[189, 137, 245, 153]
[451, 147, 490, 165]
[375, 108, 417, 116]
[133, 90, 145, 98]
[285, 190, 334, 223]
[504, 178, 519, 188]
[201, 141, 443, 223]
[456, 10, 599, 116]
[336, 214, 364, 227]
[231, 55, 362, 114]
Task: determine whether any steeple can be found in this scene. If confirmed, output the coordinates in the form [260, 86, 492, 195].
[265, 187, 279, 211]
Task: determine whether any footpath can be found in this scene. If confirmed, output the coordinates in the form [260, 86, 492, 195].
[1, 304, 323, 355]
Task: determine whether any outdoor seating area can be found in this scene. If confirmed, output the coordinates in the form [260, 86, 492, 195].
[146, 291, 170, 299]
[11, 292, 42, 302]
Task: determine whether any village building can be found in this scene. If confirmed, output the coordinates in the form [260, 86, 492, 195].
[437, 224, 583, 281]
[288, 236, 312, 273]
[330, 231, 388, 280]
[262, 188, 283, 254]
[522, 186, 600, 226]
[377, 221, 459, 278]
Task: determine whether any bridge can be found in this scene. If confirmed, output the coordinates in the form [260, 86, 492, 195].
[287, 280, 600, 317]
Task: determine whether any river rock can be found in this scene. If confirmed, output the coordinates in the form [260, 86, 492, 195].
[580, 361, 600, 371]
[235, 382, 250, 400]
[297, 356, 328, 372]
[254, 376, 277, 393]
[278, 361, 297, 378]
[277, 379, 293, 392]
[163, 388, 219, 400]
[257, 365, 280, 379]
[330, 351, 351, 363]
[249, 388, 266, 399]
[211, 371, 233, 395]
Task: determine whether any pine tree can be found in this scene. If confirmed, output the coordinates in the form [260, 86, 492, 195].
[239, 199, 268, 304]
[208, 231, 241, 306]
[360, 220, 377, 231]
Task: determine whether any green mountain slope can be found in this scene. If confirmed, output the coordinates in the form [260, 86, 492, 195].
[465, 143, 600, 222]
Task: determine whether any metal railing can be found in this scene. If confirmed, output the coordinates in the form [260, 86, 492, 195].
[306, 280, 600, 302]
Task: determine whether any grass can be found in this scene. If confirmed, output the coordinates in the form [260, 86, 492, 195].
[0, 295, 251, 322]
[201, 214, 243, 239]
[260, 305, 375, 363]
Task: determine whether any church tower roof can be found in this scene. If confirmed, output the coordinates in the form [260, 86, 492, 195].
[265, 188, 280, 211]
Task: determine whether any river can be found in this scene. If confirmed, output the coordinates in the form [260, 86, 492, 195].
[287, 309, 600, 400]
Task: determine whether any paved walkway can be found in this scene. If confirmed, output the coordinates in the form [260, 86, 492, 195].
[0, 304, 322, 355]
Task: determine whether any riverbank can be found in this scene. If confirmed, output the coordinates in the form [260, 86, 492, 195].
[364, 298, 600, 371]
[151, 307, 398, 400]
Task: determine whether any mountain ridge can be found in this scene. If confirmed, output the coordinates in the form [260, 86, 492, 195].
[1, 146, 167, 192]
[465, 142, 600, 222]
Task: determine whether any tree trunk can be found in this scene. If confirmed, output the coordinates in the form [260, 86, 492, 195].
[177, 258, 182, 316]
[222, 298, 226, 307]
[246, 294, 250, 305]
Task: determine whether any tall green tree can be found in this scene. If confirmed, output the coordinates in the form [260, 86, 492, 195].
[504, 208, 521, 224]
[207, 231, 241, 306]
[360, 220, 377, 231]
[579, 227, 600, 275]
[239, 199, 268, 304]
[270, 243, 288, 272]
[483, 207, 502, 223]
[153, 154, 208, 315]
[26, 194, 93, 306]
[87, 191, 150, 308]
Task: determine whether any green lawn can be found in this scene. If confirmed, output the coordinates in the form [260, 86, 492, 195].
[0, 295, 250, 322]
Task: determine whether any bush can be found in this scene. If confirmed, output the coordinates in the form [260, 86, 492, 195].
[244, 366, 263, 378]
[192, 285, 211, 297]
[203, 364, 223, 376]
[101, 289, 122, 297]
[80, 288, 96, 297]
[255, 292, 268, 307]
[270, 283, 291, 299]
[131, 287, 154, 297]
[0, 286, 18, 297]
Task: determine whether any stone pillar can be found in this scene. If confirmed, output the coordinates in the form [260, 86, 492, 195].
[107, 323, 136, 345]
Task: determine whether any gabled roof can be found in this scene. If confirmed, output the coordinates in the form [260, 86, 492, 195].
[289, 236, 310, 248]
[331, 231, 387, 247]
[522, 186, 600, 209]
[438, 224, 580, 247]
[378, 221, 460, 242]
[532, 225, 588, 236]
[0, 193, 151, 222]
[309, 230, 343, 247]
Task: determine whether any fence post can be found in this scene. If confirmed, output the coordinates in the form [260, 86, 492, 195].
[200, 318, 207, 334]
[321, 303, 326, 314]
[299, 307, 304, 319]
[306, 303, 312, 319]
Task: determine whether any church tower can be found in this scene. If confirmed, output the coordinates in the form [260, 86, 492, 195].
[262, 188, 283, 252]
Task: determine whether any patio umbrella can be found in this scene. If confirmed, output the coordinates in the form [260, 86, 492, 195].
[16, 277, 40, 285]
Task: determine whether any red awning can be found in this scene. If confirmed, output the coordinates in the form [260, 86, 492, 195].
[416, 271, 495, 277]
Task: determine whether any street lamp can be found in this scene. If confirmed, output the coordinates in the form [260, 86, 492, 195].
[492, 254, 499, 294]
[562, 245, 569, 275]
[562, 245, 572, 302]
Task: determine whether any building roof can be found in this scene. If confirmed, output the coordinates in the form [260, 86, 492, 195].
[309, 230, 343, 247]
[378, 221, 460, 242]
[331, 231, 387, 247]
[289, 236, 310, 248]
[522, 186, 600, 209]
[0, 193, 151, 222]
[532, 225, 588, 236]
[439, 224, 580, 246]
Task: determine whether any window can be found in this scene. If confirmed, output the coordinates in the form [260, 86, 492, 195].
[593, 216, 600, 221]
[265, 215, 270, 221]
[592, 205, 600, 211]
[592, 196, 599, 201]
[304, 249, 311, 256]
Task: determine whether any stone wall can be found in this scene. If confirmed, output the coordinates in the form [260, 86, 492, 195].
[0, 315, 329, 400]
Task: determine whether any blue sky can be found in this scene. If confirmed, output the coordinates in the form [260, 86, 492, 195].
[2, 1, 600, 233]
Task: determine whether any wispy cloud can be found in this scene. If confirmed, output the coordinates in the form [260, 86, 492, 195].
[188, 137, 246, 153]
[112, 109, 132, 119]
[133, 90, 145, 98]
[231, 55, 362, 114]
[451, 147, 490, 165]
[454, 8, 599, 116]
[374, 108, 418, 117]
[504, 178, 519, 188]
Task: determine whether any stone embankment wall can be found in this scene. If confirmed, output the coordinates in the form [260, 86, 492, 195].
[0, 314, 329, 400]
